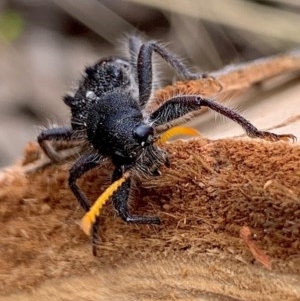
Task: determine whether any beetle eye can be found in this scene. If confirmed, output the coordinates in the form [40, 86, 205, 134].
[133, 124, 154, 146]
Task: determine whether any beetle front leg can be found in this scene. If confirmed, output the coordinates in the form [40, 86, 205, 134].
[111, 168, 161, 224]
[136, 41, 206, 107]
[149, 95, 296, 142]
[37, 127, 86, 163]
[80, 169, 160, 255]
[37, 127, 74, 162]
[69, 153, 102, 212]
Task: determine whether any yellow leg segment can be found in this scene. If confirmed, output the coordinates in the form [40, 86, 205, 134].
[80, 126, 198, 236]
[157, 126, 200, 144]
[80, 173, 129, 236]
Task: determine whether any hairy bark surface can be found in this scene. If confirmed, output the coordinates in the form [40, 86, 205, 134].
[0, 138, 299, 300]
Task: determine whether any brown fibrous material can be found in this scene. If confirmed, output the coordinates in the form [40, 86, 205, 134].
[0, 137, 299, 300]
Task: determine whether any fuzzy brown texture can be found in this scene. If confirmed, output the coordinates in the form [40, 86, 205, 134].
[0, 138, 299, 301]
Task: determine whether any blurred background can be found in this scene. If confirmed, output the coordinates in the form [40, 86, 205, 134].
[0, 0, 300, 167]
